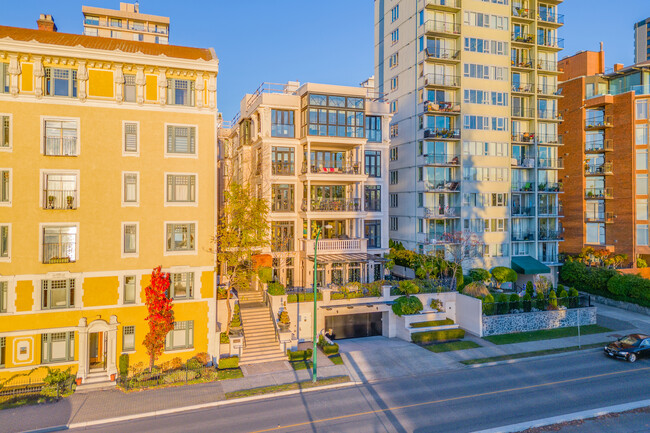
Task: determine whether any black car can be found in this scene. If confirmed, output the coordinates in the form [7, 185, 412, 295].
[604, 334, 650, 363]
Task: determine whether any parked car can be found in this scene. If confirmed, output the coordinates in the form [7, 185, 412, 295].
[604, 334, 650, 362]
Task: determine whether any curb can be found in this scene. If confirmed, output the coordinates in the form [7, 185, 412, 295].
[41, 379, 359, 431]
[463, 347, 604, 369]
[472, 399, 650, 433]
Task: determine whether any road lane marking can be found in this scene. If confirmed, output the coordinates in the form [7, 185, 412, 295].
[246, 366, 650, 433]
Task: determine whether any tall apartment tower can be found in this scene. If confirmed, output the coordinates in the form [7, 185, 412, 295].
[559, 48, 650, 266]
[375, 0, 564, 277]
[82, 2, 169, 44]
[634, 18, 650, 64]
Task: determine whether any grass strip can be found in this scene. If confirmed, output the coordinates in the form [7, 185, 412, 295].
[329, 354, 344, 365]
[484, 325, 612, 345]
[411, 319, 454, 328]
[225, 376, 349, 400]
[460, 343, 605, 365]
[423, 340, 481, 353]
[217, 368, 244, 380]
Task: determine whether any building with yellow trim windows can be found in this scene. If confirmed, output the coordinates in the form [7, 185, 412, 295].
[0, 15, 219, 385]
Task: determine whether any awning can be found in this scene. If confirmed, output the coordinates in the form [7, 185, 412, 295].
[511, 256, 551, 275]
[306, 253, 388, 264]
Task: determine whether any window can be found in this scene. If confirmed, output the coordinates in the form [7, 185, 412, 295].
[464, 38, 508, 55]
[44, 120, 78, 156]
[0, 63, 8, 93]
[390, 124, 398, 138]
[390, 217, 399, 231]
[304, 94, 365, 138]
[272, 184, 294, 212]
[42, 226, 77, 264]
[1, 170, 9, 204]
[271, 221, 294, 252]
[0, 281, 6, 313]
[166, 174, 196, 202]
[124, 122, 138, 153]
[167, 125, 197, 155]
[637, 100, 648, 120]
[166, 79, 195, 106]
[123, 223, 138, 255]
[463, 64, 508, 81]
[124, 75, 136, 103]
[0, 337, 4, 368]
[464, 11, 508, 30]
[390, 170, 398, 185]
[391, 5, 399, 22]
[1, 116, 9, 148]
[123, 173, 139, 204]
[166, 321, 194, 350]
[133, 33, 144, 41]
[110, 18, 122, 27]
[41, 279, 75, 309]
[391, 29, 399, 44]
[390, 100, 398, 113]
[389, 53, 399, 68]
[638, 149, 648, 171]
[45, 68, 77, 98]
[390, 76, 398, 90]
[123, 326, 135, 352]
[638, 174, 648, 195]
[637, 224, 649, 246]
[365, 151, 381, 177]
[169, 273, 194, 299]
[637, 199, 648, 220]
[390, 193, 398, 208]
[272, 147, 295, 175]
[365, 185, 381, 211]
[390, 147, 398, 161]
[271, 110, 294, 137]
[586, 223, 605, 245]
[166, 223, 196, 252]
[41, 332, 75, 363]
[637, 125, 648, 145]
[366, 116, 382, 142]
[365, 220, 381, 248]
[123, 275, 136, 304]
[463, 141, 509, 157]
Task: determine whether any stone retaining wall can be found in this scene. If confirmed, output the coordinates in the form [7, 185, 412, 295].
[482, 307, 597, 336]
[586, 294, 650, 316]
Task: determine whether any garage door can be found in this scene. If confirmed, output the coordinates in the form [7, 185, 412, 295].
[325, 312, 382, 340]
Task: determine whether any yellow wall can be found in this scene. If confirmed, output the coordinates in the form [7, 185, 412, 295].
[88, 69, 114, 98]
[21, 63, 33, 92]
[15, 280, 34, 312]
[82, 276, 119, 307]
[145, 75, 157, 101]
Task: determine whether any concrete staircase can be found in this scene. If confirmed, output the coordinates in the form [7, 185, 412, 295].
[238, 292, 287, 365]
[76, 371, 116, 393]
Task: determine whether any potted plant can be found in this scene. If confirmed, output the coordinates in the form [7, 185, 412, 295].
[229, 304, 243, 335]
[66, 195, 74, 209]
[48, 195, 56, 209]
[75, 377, 82, 386]
[278, 309, 291, 331]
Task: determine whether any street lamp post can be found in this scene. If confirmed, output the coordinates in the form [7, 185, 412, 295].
[312, 224, 332, 383]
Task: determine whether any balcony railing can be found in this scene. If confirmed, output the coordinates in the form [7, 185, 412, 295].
[538, 230, 564, 241]
[272, 238, 294, 252]
[538, 182, 563, 192]
[43, 190, 78, 210]
[424, 74, 460, 87]
[585, 162, 613, 175]
[512, 182, 534, 192]
[511, 157, 536, 168]
[538, 12, 565, 24]
[585, 139, 613, 152]
[512, 231, 535, 242]
[538, 206, 564, 217]
[537, 60, 559, 72]
[271, 162, 295, 176]
[424, 180, 460, 192]
[512, 206, 535, 217]
[424, 128, 461, 139]
[512, 59, 533, 69]
[425, 20, 461, 35]
[512, 107, 536, 118]
[424, 206, 461, 219]
[538, 37, 564, 49]
[538, 134, 562, 145]
[512, 132, 535, 143]
[537, 84, 562, 96]
[422, 233, 459, 245]
[45, 137, 77, 156]
[425, 0, 460, 9]
[512, 33, 535, 44]
[512, 83, 534, 93]
[538, 110, 563, 121]
[83, 18, 99, 26]
[423, 154, 460, 165]
[512, 7, 534, 19]
[424, 100, 461, 113]
[301, 238, 367, 253]
[584, 212, 615, 223]
[585, 118, 613, 129]
[540, 254, 560, 264]
[301, 161, 361, 175]
[43, 242, 76, 264]
[302, 198, 361, 212]
[585, 187, 613, 199]
[425, 48, 460, 61]
[537, 158, 564, 169]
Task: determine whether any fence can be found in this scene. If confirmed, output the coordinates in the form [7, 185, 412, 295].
[0, 376, 75, 404]
[482, 294, 591, 316]
[118, 364, 218, 391]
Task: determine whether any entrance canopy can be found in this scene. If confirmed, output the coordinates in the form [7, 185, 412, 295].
[307, 253, 388, 263]
[511, 256, 551, 275]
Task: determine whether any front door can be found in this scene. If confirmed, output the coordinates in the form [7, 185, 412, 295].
[89, 331, 107, 371]
[298, 313, 312, 342]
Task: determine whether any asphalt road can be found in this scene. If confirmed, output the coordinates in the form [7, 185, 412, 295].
[75, 351, 650, 433]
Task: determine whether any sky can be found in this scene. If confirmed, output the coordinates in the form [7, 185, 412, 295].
[1, 0, 648, 120]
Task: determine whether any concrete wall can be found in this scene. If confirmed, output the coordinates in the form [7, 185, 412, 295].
[455, 293, 483, 337]
[482, 307, 597, 336]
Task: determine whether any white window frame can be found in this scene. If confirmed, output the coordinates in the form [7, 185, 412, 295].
[0, 113, 12, 152]
[122, 171, 140, 207]
[168, 272, 195, 300]
[122, 325, 136, 352]
[39, 222, 80, 265]
[164, 221, 198, 256]
[165, 320, 194, 351]
[0, 168, 11, 207]
[122, 274, 138, 305]
[164, 172, 199, 206]
[41, 116, 81, 157]
[0, 224, 10, 263]
[164, 123, 198, 159]
[39, 169, 80, 210]
[122, 120, 140, 156]
[121, 222, 139, 258]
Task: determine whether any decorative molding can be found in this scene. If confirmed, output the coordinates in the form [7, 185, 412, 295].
[77, 61, 89, 102]
[207, 74, 217, 109]
[33, 56, 44, 98]
[8, 55, 21, 97]
[158, 68, 167, 106]
[195, 72, 204, 108]
[114, 63, 124, 103]
[135, 66, 145, 105]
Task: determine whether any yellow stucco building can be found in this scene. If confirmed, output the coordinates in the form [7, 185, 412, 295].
[0, 17, 219, 384]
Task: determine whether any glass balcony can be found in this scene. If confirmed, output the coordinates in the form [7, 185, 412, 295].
[423, 100, 461, 113]
[585, 117, 613, 129]
[538, 229, 564, 241]
[424, 74, 460, 88]
[512, 182, 535, 192]
[302, 198, 361, 212]
[511, 206, 535, 217]
[424, 128, 461, 139]
[537, 60, 559, 72]
[424, 206, 461, 219]
[585, 162, 613, 175]
[512, 59, 534, 69]
[425, 48, 460, 62]
[512, 132, 536, 143]
[537, 84, 562, 96]
[512, 107, 536, 118]
[538, 182, 563, 192]
[585, 187, 613, 199]
[512, 231, 535, 242]
[425, 0, 461, 10]
[538, 37, 565, 49]
[423, 153, 460, 166]
[538, 206, 564, 217]
[511, 157, 536, 168]
[538, 12, 564, 25]
[271, 161, 295, 176]
[512, 7, 534, 19]
[512, 83, 534, 93]
[537, 110, 563, 121]
[584, 212, 614, 223]
[537, 134, 562, 145]
[424, 20, 461, 36]
[423, 180, 460, 192]
[537, 158, 564, 169]
[512, 33, 535, 44]
[301, 161, 362, 175]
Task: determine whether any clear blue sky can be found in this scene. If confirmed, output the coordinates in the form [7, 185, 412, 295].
[1, 1, 648, 120]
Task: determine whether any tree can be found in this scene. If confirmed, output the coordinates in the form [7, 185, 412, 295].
[469, 268, 491, 283]
[213, 182, 269, 334]
[143, 266, 174, 371]
[491, 266, 517, 289]
[397, 280, 420, 297]
[442, 231, 484, 291]
[534, 274, 551, 294]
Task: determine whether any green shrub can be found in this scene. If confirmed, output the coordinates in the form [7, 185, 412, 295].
[482, 293, 495, 316]
[411, 328, 465, 344]
[548, 290, 558, 309]
[258, 267, 273, 284]
[558, 289, 568, 307]
[637, 257, 647, 268]
[559, 260, 616, 296]
[287, 349, 313, 361]
[119, 354, 129, 377]
[187, 358, 202, 370]
[557, 284, 565, 292]
[525, 281, 534, 297]
[397, 280, 420, 296]
[267, 282, 286, 296]
[321, 343, 339, 355]
[569, 287, 579, 308]
[430, 298, 444, 312]
[195, 352, 210, 365]
[522, 293, 532, 312]
[44, 367, 72, 388]
[330, 292, 345, 300]
[287, 293, 323, 303]
[509, 293, 521, 312]
[411, 318, 454, 328]
[218, 356, 239, 369]
[491, 267, 517, 287]
[535, 291, 545, 310]
[392, 296, 423, 316]
[230, 304, 242, 328]
[220, 332, 230, 344]
[469, 268, 491, 283]
[496, 293, 509, 315]
[163, 370, 197, 384]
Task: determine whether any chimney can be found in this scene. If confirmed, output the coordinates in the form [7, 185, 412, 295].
[598, 42, 605, 74]
[614, 63, 624, 72]
[37, 14, 57, 32]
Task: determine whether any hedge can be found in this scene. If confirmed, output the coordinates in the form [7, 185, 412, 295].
[392, 296, 423, 317]
[218, 356, 239, 370]
[410, 318, 454, 328]
[267, 282, 286, 296]
[411, 329, 465, 344]
[287, 349, 313, 361]
[321, 343, 339, 355]
[287, 293, 323, 303]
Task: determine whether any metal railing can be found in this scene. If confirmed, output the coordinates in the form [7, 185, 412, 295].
[512, 59, 533, 69]
[424, 74, 460, 88]
[271, 238, 294, 252]
[423, 154, 460, 165]
[585, 139, 613, 152]
[425, 0, 460, 8]
[585, 187, 613, 199]
[424, 128, 461, 139]
[538, 182, 563, 192]
[43, 190, 78, 210]
[483, 295, 591, 316]
[425, 47, 460, 61]
[584, 212, 615, 223]
[301, 161, 361, 175]
[537, 158, 564, 169]
[512, 157, 536, 168]
[302, 198, 361, 212]
[538, 37, 564, 49]
[512, 206, 535, 216]
[512, 7, 534, 19]
[424, 20, 461, 35]
[512, 83, 534, 93]
[512, 33, 535, 43]
[538, 206, 564, 217]
[0, 376, 74, 404]
[511, 182, 534, 192]
[424, 100, 461, 113]
[117, 364, 219, 391]
[538, 134, 562, 145]
[537, 59, 559, 72]
[43, 242, 76, 264]
[512, 107, 536, 118]
[423, 206, 461, 219]
[538, 110, 563, 120]
[301, 238, 367, 253]
[585, 119, 613, 129]
[421, 233, 459, 245]
[585, 163, 613, 175]
[537, 84, 562, 96]
[538, 12, 564, 24]
[45, 137, 77, 156]
[423, 180, 461, 192]
[271, 162, 294, 176]
[512, 132, 536, 143]
[538, 229, 564, 241]
[511, 231, 535, 242]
